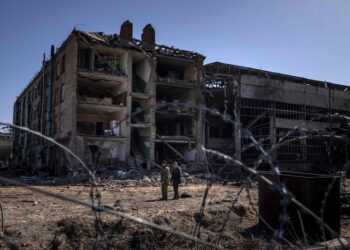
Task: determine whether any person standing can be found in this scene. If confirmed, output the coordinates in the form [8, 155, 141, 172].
[171, 161, 182, 199]
[161, 160, 170, 200]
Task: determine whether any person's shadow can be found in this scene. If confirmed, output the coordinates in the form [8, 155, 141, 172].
[145, 198, 166, 202]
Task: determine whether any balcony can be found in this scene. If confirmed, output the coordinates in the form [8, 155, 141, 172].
[78, 50, 128, 83]
[156, 76, 196, 88]
[78, 96, 126, 114]
[130, 92, 153, 99]
[129, 123, 151, 128]
[78, 69, 128, 84]
[156, 117, 194, 143]
[130, 111, 151, 128]
[76, 120, 126, 141]
[77, 135, 126, 142]
[156, 100, 196, 116]
[155, 135, 195, 144]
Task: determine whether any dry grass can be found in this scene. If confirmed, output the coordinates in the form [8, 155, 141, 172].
[0, 181, 348, 249]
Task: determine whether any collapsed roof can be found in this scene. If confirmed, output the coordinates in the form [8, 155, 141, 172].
[75, 29, 205, 61]
[205, 61, 350, 92]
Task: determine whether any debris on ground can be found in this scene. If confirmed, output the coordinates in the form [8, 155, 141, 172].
[180, 192, 192, 198]
[0, 179, 349, 250]
[0, 184, 268, 249]
[233, 205, 255, 218]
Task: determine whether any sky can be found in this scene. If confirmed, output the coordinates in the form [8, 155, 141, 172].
[0, 0, 350, 123]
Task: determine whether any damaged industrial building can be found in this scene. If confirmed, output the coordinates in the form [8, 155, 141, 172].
[205, 62, 350, 174]
[12, 20, 350, 176]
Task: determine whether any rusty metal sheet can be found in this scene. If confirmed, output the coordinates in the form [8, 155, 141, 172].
[258, 171, 340, 242]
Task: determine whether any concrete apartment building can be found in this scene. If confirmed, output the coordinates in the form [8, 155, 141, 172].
[205, 62, 350, 171]
[13, 21, 205, 175]
[12, 21, 350, 175]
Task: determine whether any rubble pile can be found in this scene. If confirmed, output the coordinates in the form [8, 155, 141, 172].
[12, 161, 238, 187]
[19, 173, 87, 185]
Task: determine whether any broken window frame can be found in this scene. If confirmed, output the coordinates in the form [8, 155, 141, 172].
[60, 85, 65, 103]
[61, 55, 65, 74]
[59, 115, 64, 132]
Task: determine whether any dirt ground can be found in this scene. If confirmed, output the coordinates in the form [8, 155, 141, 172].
[0, 181, 349, 249]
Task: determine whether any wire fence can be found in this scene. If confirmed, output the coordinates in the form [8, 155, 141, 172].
[0, 101, 349, 249]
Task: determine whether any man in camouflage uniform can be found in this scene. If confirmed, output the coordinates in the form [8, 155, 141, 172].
[161, 160, 170, 200]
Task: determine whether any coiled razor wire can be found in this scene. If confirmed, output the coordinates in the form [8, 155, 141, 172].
[0, 122, 105, 242]
[0, 102, 349, 249]
[0, 121, 227, 249]
[0, 176, 227, 250]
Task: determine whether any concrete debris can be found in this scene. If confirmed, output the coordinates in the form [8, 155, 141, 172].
[208, 199, 222, 205]
[19, 174, 86, 185]
[142, 176, 152, 184]
[115, 170, 127, 179]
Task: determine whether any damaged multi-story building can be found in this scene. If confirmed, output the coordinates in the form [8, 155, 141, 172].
[205, 62, 350, 173]
[12, 21, 205, 175]
[12, 21, 350, 176]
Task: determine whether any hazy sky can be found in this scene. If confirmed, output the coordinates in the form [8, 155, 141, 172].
[1, 0, 350, 123]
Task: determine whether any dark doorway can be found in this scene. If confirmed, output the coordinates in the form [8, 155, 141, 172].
[96, 122, 104, 136]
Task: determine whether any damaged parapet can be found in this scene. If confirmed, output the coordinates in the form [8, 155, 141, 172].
[141, 24, 155, 50]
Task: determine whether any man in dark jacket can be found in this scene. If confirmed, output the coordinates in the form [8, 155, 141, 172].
[171, 161, 182, 199]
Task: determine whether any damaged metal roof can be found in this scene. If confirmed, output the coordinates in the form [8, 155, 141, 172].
[205, 61, 350, 92]
[75, 30, 205, 61]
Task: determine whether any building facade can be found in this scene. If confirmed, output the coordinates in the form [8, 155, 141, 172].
[13, 21, 205, 175]
[13, 23, 350, 176]
[205, 62, 350, 172]
[0, 132, 12, 167]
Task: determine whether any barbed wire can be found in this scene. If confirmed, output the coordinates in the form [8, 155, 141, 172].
[0, 101, 349, 249]
[0, 121, 105, 245]
[200, 127, 346, 247]
[0, 119, 228, 249]
[0, 176, 226, 250]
